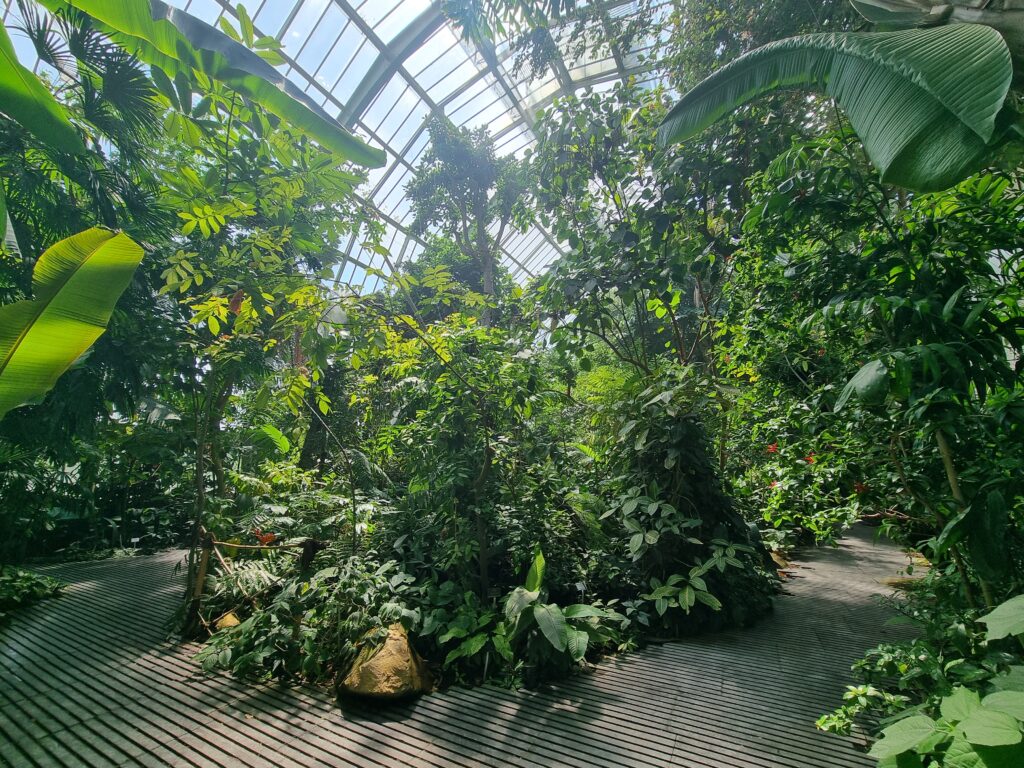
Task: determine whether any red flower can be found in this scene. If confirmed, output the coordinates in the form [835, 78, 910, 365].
[803, 453, 816, 464]
[767, 442, 778, 454]
[817, 348, 825, 357]
[770, 481, 779, 489]
[854, 482, 868, 495]
[252, 528, 277, 546]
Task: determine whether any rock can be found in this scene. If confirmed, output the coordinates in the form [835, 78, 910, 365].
[215, 611, 240, 629]
[770, 551, 789, 569]
[338, 623, 431, 700]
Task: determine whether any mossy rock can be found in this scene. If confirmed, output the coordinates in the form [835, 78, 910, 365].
[338, 623, 431, 700]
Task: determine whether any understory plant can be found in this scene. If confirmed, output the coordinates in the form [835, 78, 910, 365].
[0, 567, 63, 624]
[197, 547, 417, 680]
[862, 596, 1024, 767]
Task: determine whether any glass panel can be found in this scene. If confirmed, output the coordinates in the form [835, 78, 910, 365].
[568, 57, 618, 82]
[386, 98, 430, 151]
[315, 22, 365, 90]
[374, 0, 433, 44]
[356, 0, 402, 28]
[389, 196, 412, 225]
[330, 38, 378, 100]
[183, 0, 222, 25]
[443, 73, 492, 115]
[494, 125, 532, 158]
[294, 5, 347, 74]
[282, 0, 332, 52]
[362, 74, 413, 134]
[405, 128, 431, 167]
[379, 184, 408, 220]
[405, 26, 458, 77]
[337, 261, 356, 284]
[254, 0, 296, 37]
[376, 168, 413, 215]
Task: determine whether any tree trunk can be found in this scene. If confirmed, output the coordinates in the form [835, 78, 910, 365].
[298, 362, 347, 472]
[476, 202, 495, 327]
[297, 398, 327, 471]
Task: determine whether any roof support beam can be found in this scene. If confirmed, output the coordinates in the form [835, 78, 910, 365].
[337, 5, 446, 129]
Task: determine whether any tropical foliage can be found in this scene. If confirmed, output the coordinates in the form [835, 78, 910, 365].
[659, 0, 1024, 191]
[1, 3, 1022, 766]
[0, 566, 62, 624]
[0, 228, 143, 419]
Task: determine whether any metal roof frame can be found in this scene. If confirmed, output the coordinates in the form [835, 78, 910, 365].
[2, 0, 667, 290]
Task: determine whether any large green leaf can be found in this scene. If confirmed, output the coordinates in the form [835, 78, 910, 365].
[944, 735, 1024, 768]
[0, 228, 143, 419]
[835, 358, 890, 411]
[566, 627, 588, 661]
[869, 715, 940, 758]
[38, 0, 385, 168]
[984, 692, 1024, 721]
[505, 586, 539, 622]
[0, 23, 85, 154]
[850, 0, 934, 27]
[534, 603, 568, 652]
[877, 753, 925, 768]
[958, 709, 1023, 746]
[980, 595, 1024, 641]
[943, 688, 983, 721]
[992, 667, 1024, 693]
[658, 25, 1014, 191]
[525, 546, 546, 591]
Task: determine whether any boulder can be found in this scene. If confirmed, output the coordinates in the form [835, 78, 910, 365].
[214, 611, 241, 629]
[338, 623, 431, 700]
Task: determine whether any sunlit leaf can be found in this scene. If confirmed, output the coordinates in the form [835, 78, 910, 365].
[0, 229, 143, 419]
[39, 0, 385, 167]
[0, 23, 85, 154]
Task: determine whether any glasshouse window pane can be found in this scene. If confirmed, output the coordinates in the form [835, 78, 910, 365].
[254, 0, 296, 37]
[373, 0, 433, 44]
[282, 0, 333, 54]
[182, 0, 222, 24]
[294, 4, 348, 73]
[330, 38, 379, 99]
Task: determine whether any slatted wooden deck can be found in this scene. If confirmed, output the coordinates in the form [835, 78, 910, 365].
[0, 526, 912, 767]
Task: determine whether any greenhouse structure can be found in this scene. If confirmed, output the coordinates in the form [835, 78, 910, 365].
[1, 1, 1023, 767]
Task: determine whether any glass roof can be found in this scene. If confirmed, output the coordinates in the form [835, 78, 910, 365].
[3, 0, 670, 293]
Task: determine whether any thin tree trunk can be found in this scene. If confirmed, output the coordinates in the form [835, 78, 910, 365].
[935, 428, 994, 608]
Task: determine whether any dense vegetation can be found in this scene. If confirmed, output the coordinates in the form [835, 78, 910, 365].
[1, 1, 1023, 765]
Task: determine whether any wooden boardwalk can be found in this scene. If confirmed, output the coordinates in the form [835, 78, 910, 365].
[0, 526, 911, 767]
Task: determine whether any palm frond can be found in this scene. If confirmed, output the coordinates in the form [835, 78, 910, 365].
[15, 0, 73, 75]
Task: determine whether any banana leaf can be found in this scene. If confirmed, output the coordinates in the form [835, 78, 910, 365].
[0, 228, 143, 419]
[38, 0, 385, 168]
[850, 0, 934, 27]
[0, 23, 85, 154]
[658, 24, 1015, 191]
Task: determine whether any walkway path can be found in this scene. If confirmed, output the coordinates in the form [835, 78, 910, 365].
[0, 526, 911, 767]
